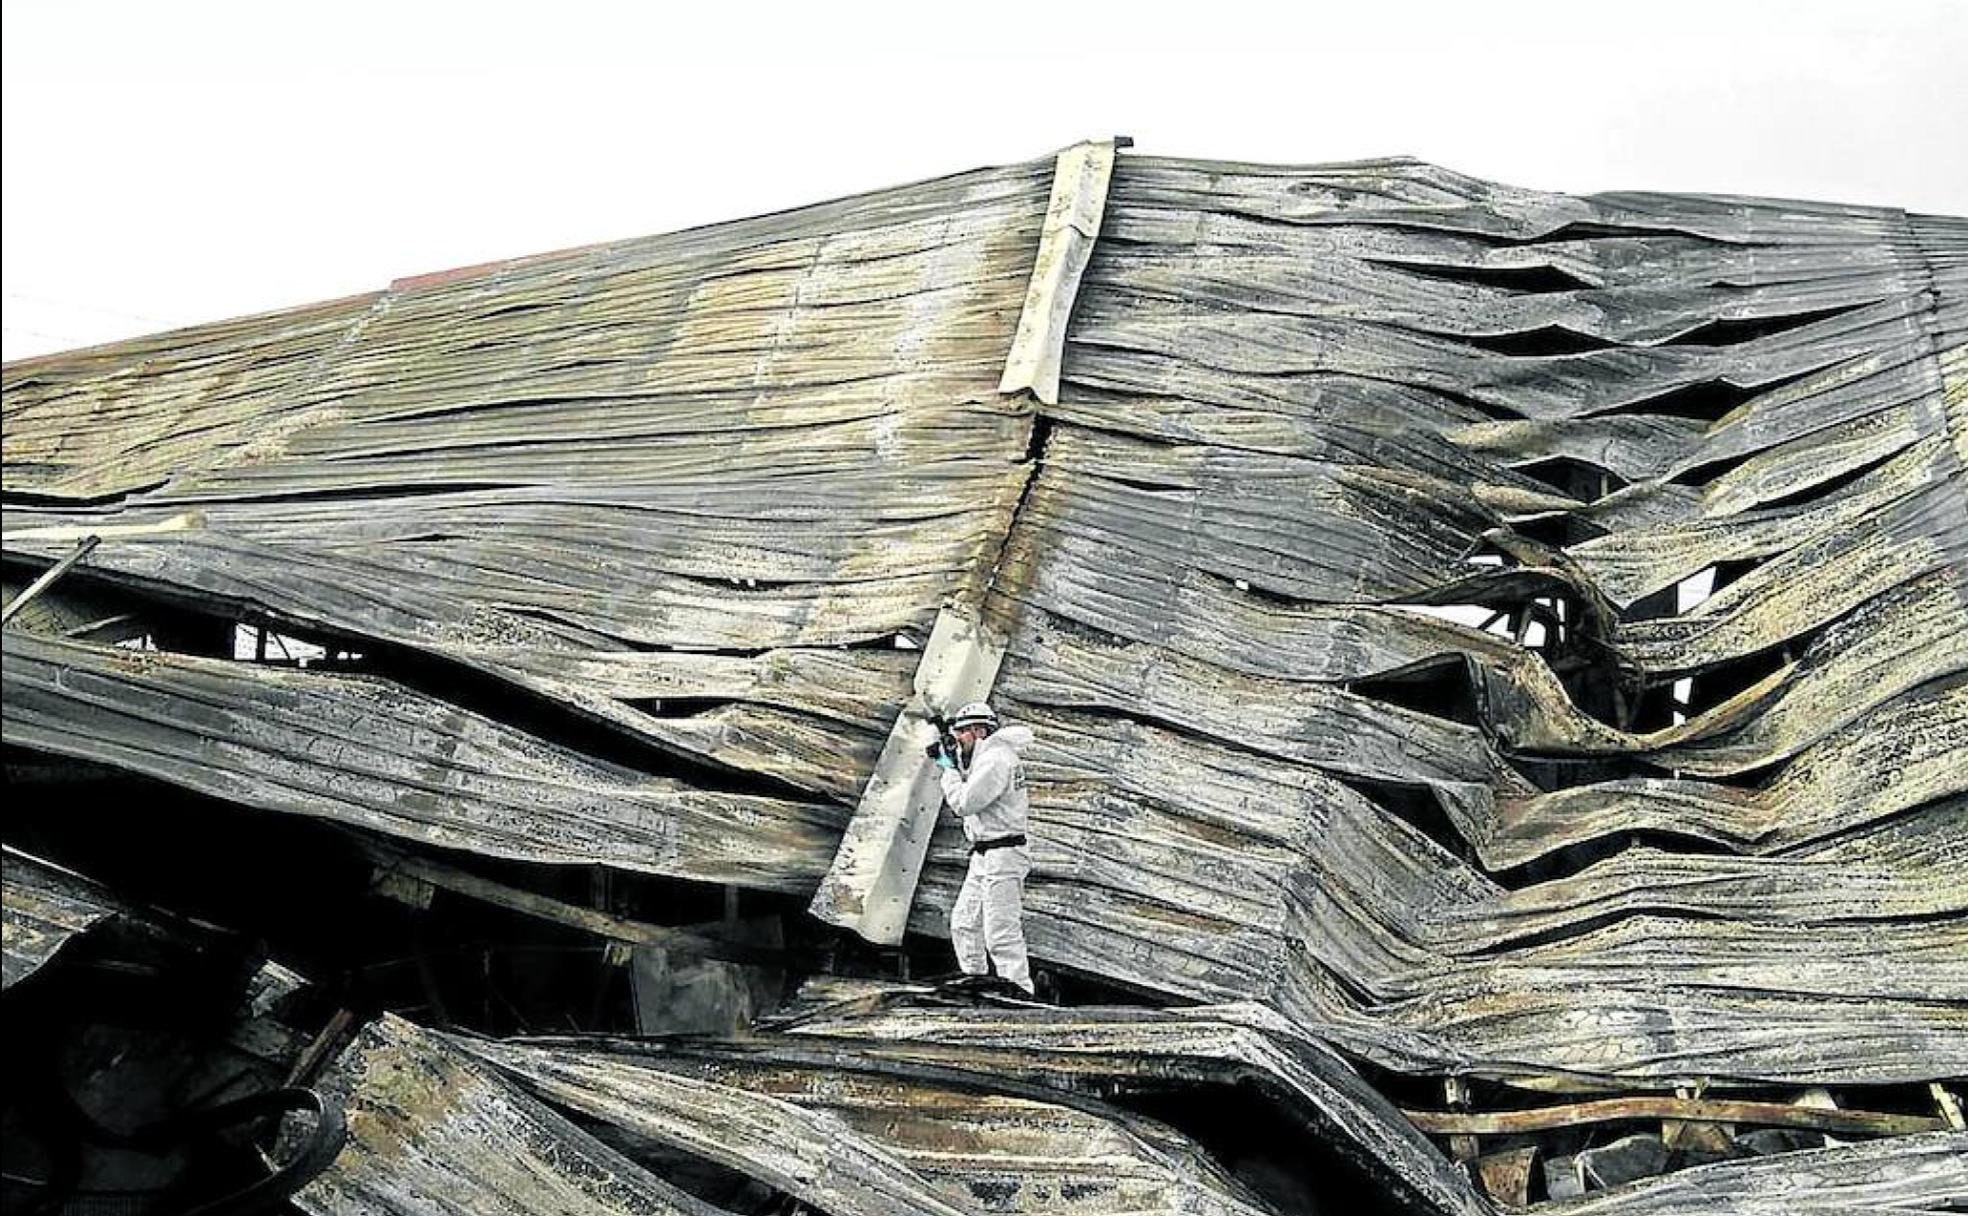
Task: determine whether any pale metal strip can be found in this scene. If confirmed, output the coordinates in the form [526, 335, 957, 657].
[807, 607, 1004, 944]
[997, 137, 1127, 405]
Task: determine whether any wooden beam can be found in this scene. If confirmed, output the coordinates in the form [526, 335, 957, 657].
[360, 841, 786, 968]
[2, 536, 100, 626]
[1405, 1097, 1946, 1139]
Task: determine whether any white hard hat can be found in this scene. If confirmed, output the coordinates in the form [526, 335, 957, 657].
[950, 701, 999, 730]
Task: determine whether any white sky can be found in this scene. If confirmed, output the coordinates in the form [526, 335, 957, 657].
[4, 0, 1964, 362]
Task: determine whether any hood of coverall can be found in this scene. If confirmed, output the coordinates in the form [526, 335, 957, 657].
[974, 724, 1034, 763]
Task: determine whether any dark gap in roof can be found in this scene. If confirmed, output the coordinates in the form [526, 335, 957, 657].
[1499, 755, 1626, 801]
[1337, 776, 1475, 864]
[1086, 467, 1189, 494]
[1515, 456, 1631, 499]
[1666, 447, 1758, 488]
[1596, 380, 1767, 423]
[1416, 383, 1526, 423]
[2, 480, 170, 509]
[623, 695, 738, 720]
[1125, 1082, 1415, 1216]
[473, 300, 558, 320]
[1463, 892, 1734, 954]
[1594, 366, 1819, 424]
[165, 481, 517, 506]
[12, 577, 820, 802]
[1662, 304, 1864, 348]
[1021, 409, 1056, 466]
[570, 1119, 810, 1214]
[1341, 221, 1532, 249]
[1545, 647, 1628, 731]
[1374, 260, 1596, 294]
[1670, 642, 1797, 735]
[1703, 554, 1764, 601]
[1490, 830, 1669, 888]
[381, 531, 466, 546]
[2, 765, 825, 1039]
[838, 630, 927, 652]
[1616, 673, 1684, 733]
[1510, 510, 1596, 550]
[1347, 659, 1480, 727]
[1459, 326, 1621, 356]
[1822, 1078, 1968, 1118]
[662, 571, 822, 595]
[1617, 570, 1693, 627]
[587, 628, 776, 659]
[1505, 220, 1731, 246]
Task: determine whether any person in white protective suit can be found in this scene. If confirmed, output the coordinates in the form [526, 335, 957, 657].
[931, 700, 1036, 993]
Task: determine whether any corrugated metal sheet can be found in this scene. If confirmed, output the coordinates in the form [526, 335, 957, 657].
[4, 157, 1052, 795]
[461, 1031, 1286, 1215]
[1535, 1131, 1968, 1214]
[933, 155, 1968, 1086]
[295, 1014, 721, 1216]
[6, 144, 1966, 1207]
[773, 984, 1492, 1216]
[1, 845, 131, 987]
[2, 629, 846, 889]
[294, 1003, 1314, 1216]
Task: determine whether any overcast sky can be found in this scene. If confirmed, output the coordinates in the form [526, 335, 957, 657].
[4, 0, 1963, 362]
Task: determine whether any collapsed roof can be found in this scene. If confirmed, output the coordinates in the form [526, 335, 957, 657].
[3, 140, 1964, 1211]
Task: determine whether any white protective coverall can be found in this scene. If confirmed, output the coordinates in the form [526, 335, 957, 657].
[940, 724, 1035, 992]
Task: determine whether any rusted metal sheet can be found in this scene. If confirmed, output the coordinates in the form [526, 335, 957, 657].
[1403, 1096, 1946, 1139]
[1476, 1147, 1537, 1208]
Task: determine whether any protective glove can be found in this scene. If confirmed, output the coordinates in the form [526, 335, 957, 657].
[935, 751, 958, 772]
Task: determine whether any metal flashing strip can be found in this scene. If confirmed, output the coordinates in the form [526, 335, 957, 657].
[997, 137, 1127, 404]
